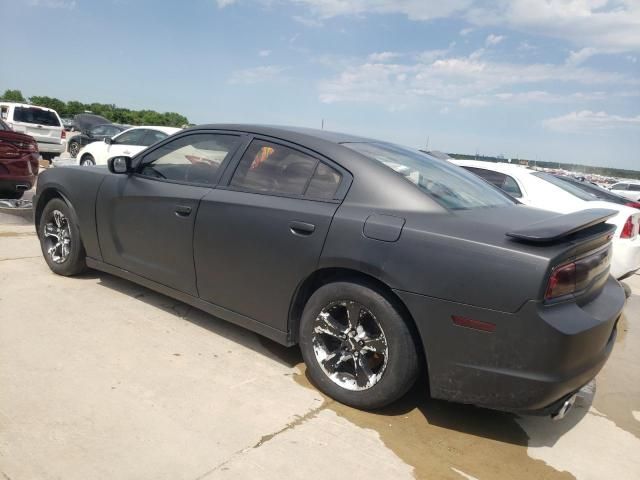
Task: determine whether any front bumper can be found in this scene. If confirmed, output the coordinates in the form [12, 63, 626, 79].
[395, 275, 625, 413]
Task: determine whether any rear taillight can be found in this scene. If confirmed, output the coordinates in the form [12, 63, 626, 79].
[545, 246, 611, 301]
[61, 130, 66, 139]
[620, 216, 637, 239]
[625, 201, 640, 210]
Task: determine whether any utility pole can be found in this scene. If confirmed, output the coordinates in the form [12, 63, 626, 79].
[425, 136, 430, 152]
[321, 119, 324, 130]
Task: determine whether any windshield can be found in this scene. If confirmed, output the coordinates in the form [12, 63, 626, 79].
[14, 107, 60, 127]
[344, 142, 515, 210]
[533, 172, 596, 201]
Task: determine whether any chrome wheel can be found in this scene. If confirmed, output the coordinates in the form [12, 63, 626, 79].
[80, 155, 95, 166]
[312, 300, 389, 391]
[69, 141, 79, 157]
[43, 210, 71, 264]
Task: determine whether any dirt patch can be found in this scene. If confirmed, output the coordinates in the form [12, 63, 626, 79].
[0, 231, 35, 238]
[292, 364, 572, 480]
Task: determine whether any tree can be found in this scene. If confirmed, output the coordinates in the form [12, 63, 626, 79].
[29, 96, 66, 115]
[1, 89, 26, 102]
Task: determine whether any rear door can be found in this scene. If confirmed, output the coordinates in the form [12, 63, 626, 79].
[96, 132, 245, 296]
[194, 137, 348, 332]
[9, 106, 62, 147]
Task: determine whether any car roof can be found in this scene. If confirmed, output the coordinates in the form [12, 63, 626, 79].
[0, 102, 59, 114]
[119, 126, 182, 135]
[189, 124, 374, 145]
[451, 159, 536, 175]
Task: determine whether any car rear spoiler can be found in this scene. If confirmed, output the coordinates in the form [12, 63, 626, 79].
[506, 209, 618, 243]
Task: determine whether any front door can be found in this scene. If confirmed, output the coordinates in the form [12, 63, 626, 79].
[96, 132, 245, 296]
[194, 137, 346, 331]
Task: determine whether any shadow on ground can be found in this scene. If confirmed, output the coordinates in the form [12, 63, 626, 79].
[81, 268, 591, 478]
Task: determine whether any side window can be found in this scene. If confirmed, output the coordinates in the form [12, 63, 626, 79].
[465, 167, 505, 188]
[1, 106, 9, 120]
[113, 129, 146, 145]
[139, 133, 241, 186]
[306, 162, 342, 200]
[612, 183, 628, 191]
[629, 185, 640, 192]
[141, 130, 168, 147]
[91, 125, 107, 136]
[230, 140, 318, 196]
[501, 175, 522, 198]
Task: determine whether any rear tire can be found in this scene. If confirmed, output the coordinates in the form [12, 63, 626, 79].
[80, 154, 95, 166]
[299, 281, 419, 410]
[38, 198, 87, 276]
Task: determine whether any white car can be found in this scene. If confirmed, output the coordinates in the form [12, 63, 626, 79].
[609, 181, 640, 202]
[75, 126, 181, 166]
[452, 160, 640, 279]
[0, 102, 65, 160]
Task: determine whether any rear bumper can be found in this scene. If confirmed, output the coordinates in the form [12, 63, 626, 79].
[395, 275, 625, 413]
[37, 141, 65, 155]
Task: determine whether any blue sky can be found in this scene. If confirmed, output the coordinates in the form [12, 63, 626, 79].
[1, 0, 639, 169]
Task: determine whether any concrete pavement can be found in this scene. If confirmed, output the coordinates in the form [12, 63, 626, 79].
[1, 218, 639, 480]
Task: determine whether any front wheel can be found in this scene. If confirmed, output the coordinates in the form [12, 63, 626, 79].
[68, 140, 80, 158]
[299, 281, 420, 410]
[80, 154, 95, 166]
[38, 198, 87, 276]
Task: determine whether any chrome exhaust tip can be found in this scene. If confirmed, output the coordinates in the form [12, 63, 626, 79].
[551, 394, 577, 421]
[15, 184, 30, 191]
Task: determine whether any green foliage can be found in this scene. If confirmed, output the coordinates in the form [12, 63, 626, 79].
[1, 89, 26, 102]
[1, 89, 189, 127]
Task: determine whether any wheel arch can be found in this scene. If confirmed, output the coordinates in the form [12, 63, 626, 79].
[34, 188, 81, 233]
[288, 267, 428, 373]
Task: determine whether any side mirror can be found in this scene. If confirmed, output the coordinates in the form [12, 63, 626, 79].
[108, 156, 132, 174]
[104, 137, 113, 145]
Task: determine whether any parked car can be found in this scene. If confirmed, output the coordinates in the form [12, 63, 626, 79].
[75, 126, 180, 166]
[61, 117, 75, 131]
[0, 102, 65, 161]
[34, 125, 625, 418]
[67, 123, 128, 158]
[0, 119, 39, 199]
[453, 160, 640, 279]
[609, 181, 640, 202]
[553, 175, 640, 209]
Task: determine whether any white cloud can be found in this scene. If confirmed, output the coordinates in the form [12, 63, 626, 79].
[485, 34, 505, 47]
[318, 52, 637, 106]
[290, 0, 474, 21]
[543, 110, 640, 133]
[292, 15, 324, 27]
[227, 0, 640, 52]
[368, 52, 401, 63]
[459, 27, 474, 36]
[259, 49, 272, 57]
[28, 0, 76, 8]
[566, 47, 599, 66]
[228, 66, 287, 84]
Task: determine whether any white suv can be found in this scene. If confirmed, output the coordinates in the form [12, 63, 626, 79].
[0, 102, 65, 161]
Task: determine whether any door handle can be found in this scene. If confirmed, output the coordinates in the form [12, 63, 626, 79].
[289, 221, 315, 236]
[175, 205, 192, 217]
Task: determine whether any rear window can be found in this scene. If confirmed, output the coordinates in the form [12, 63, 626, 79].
[532, 172, 596, 201]
[13, 107, 61, 127]
[344, 142, 515, 210]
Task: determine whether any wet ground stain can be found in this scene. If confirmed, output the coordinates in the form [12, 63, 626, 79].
[292, 363, 573, 480]
[592, 303, 640, 439]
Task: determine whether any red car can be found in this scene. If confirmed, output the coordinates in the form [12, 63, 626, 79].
[0, 119, 39, 199]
